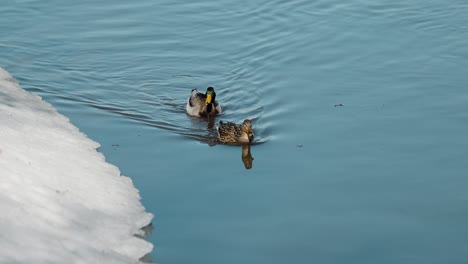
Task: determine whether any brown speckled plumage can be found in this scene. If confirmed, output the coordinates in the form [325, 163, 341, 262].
[217, 119, 254, 144]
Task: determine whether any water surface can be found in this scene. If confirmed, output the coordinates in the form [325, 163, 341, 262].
[2, 0, 468, 263]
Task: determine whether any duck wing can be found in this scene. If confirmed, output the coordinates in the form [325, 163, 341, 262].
[189, 92, 206, 107]
[217, 121, 243, 143]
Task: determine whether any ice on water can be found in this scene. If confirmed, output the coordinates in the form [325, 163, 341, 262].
[0, 68, 153, 264]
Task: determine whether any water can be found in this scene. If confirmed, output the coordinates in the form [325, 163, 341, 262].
[2, 0, 468, 263]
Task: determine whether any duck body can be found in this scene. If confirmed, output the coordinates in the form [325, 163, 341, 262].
[217, 119, 254, 144]
[186, 87, 222, 117]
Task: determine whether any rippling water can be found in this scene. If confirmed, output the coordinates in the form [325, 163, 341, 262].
[2, 0, 468, 263]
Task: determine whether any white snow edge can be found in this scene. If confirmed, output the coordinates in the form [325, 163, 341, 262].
[0, 68, 153, 264]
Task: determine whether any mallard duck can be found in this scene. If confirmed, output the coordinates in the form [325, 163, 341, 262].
[217, 119, 254, 144]
[186, 87, 222, 117]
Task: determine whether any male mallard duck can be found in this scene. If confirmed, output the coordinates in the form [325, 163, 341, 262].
[186, 87, 222, 117]
[217, 119, 254, 144]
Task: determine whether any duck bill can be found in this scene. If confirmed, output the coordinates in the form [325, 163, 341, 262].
[206, 93, 212, 104]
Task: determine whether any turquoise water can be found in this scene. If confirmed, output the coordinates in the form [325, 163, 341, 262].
[2, 0, 468, 263]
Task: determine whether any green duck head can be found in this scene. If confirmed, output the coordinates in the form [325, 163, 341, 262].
[205, 87, 216, 112]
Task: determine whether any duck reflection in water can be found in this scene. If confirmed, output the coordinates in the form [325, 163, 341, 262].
[241, 144, 254, 169]
[206, 115, 216, 130]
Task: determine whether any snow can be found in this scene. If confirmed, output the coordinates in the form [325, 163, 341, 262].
[0, 68, 153, 264]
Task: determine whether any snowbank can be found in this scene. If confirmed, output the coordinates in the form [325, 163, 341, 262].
[0, 68, 153, 264]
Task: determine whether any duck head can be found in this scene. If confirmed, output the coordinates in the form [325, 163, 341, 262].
[242, 119, 254, 143]
[205, 87, 216, 113]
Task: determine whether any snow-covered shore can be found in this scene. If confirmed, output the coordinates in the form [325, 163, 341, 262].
[0, 68, 153, 263]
